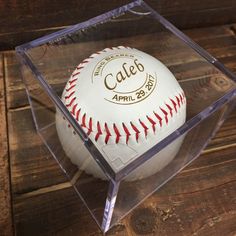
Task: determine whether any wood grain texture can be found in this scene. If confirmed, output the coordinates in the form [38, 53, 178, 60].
[1, 0, 236, 50]
[128, 146, 236, 235]
[4, 24, 236, 235]
[0, 54, 13, 235]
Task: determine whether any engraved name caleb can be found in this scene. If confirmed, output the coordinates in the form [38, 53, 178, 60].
[104, 59, 144, 90]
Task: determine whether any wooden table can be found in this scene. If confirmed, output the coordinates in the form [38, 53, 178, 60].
[0, 24, 236, 236]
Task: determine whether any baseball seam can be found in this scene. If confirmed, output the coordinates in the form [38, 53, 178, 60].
[62, 46, 186, 145]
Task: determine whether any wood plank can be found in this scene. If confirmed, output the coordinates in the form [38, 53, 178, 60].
[165, 6, 236, 29]
[1, 1, 236, 50]
[155, 0, 236, 14]
[14, 187, 104, 236]
[128, 149, 236, 236]
[0, 54, 13, 235]
[0, 0, 128, 50]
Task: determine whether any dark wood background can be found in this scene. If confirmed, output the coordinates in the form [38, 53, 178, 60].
[1, 0, 236, 50]
[0, 1, 236, 236]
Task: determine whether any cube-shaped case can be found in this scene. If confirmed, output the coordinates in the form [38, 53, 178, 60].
[16, 0, 236, 233]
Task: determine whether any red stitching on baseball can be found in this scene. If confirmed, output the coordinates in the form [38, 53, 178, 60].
[69, 78, 77, 85]
[66, 84, 76, 92]
[146, 115, 156, 133]
[65, 91, 75, 99]
[75, 108, 81, 121]
[122, 123, 131, 144]
[72, 71, 80, 77]
[160, 107, 168, 125]
[87, 117, 93, 135]
[153, 111, 163, 127]
[130, 122, 140, 142]
[139, 119, 148, 137]
[104, 123, 111, 144]
[176, 95, 181, 108]
[170, 98, 177, 113]
[77, 66, 84, 70]
[71, 103, 78, 115]
[95, 121, 102, 142]
[166, 103, 173, 117]
[66, 97, 76, 107]
[81, 113, 86, 128]
[113, 124, 121, 144]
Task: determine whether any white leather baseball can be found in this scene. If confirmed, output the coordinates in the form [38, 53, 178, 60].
[56, 46, 186, 181]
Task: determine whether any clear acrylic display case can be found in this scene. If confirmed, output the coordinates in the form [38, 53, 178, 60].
[16, 0, 236, 233]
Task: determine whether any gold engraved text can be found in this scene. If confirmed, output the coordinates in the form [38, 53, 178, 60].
[104, 59, 144, 90]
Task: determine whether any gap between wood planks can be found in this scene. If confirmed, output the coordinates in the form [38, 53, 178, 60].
[13, 141, 236, 201]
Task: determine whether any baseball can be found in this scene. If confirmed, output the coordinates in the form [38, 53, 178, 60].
[56, 46, 186, 181]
